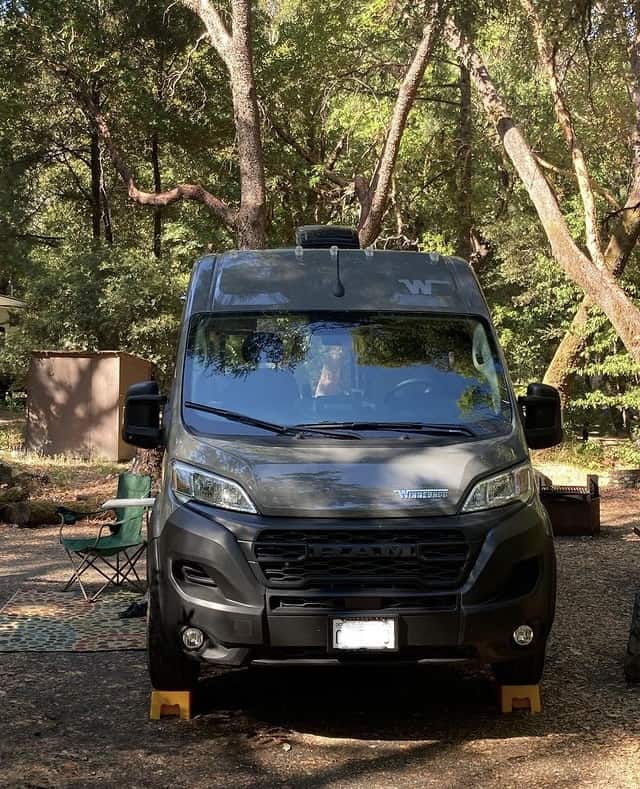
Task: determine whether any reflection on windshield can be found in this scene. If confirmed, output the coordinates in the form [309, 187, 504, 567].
[183, 312, 512, 437]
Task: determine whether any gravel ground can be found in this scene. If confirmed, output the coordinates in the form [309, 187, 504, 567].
[1, 488, 639, 788]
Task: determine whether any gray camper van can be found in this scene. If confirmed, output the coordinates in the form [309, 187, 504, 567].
[123, 225, 561, 691]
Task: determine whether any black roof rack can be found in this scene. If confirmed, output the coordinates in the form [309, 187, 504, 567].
[295, 225, 360, 249]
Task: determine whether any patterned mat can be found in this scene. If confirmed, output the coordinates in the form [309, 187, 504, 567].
[0, 588, 146, 652]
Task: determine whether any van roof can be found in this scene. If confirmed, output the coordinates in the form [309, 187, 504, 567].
[188, 248, 490, 318]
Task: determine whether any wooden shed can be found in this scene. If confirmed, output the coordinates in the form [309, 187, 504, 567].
[26, 351, 155, 461]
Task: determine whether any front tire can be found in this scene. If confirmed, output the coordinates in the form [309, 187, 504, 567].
[492, 651, 545, 685]
[147, 584, 200, 690]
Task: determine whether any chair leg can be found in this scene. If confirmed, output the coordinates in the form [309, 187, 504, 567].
[117, 546, 147, 594]
[64, 547, 148, 602]
[90, 575, 118, 602]
[65, 553, 118, 602]
[65, 545, 147, 602]
[88, 556, 127, 601]
[63, 549, 92, 602]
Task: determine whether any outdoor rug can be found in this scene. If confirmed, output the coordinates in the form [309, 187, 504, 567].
[0, 587, 146, 652]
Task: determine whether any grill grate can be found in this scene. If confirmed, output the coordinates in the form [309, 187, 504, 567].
[254, 529, 473, 591]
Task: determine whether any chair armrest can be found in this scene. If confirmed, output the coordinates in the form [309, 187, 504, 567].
[59, 517, 112, 547]
[101, 498, 155, 510]
[90, 522, 114, 549]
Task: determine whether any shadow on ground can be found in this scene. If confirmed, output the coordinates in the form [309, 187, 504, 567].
[197, 663, 511, 741]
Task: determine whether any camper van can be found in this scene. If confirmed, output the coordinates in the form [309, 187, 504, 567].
[123, 225, 561, 691]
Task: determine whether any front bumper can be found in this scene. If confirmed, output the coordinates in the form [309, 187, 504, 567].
[148, 497, 556, 667]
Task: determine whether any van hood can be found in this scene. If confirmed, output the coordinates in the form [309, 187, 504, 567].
[172, 430, 527, 518]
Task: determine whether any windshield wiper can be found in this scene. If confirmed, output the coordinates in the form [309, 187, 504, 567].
[184, 402, 361, 439]
[295, 421, 476, 437]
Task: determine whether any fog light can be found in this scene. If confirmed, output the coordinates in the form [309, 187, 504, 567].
[182, 627, 204, 650]
[513, 625, 534, 646]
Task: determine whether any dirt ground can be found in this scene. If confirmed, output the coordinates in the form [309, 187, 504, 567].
[1, 466, 640, 788]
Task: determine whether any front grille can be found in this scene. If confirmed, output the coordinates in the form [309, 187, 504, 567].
[254, 529, 474, 591]
[268, 594, 457, 612]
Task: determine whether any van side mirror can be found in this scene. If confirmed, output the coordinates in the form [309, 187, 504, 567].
[518, 383, 562, 449]
[122, 380, 167, 449]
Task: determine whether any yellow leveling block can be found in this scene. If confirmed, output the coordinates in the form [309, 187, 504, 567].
[149, 690, 192, 720]
[500, 684, 541, 714]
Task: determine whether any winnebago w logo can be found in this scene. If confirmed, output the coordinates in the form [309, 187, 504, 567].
[399, 279, 449, 296]
[399, 278, 432, 295]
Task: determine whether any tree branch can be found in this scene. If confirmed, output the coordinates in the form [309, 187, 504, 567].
[521, 0, 605, 269]
[75, 85, 236, 226]
[58, 153, 93, 205]
[165, 32, 210, 97]
[178, 0, 231, 65]
[326, 130, 349, 172]
[0, 232, 63, 248]
[534, 153, 621, 210]
[268, 113, 351, 188]
[358, 0, 441, 247]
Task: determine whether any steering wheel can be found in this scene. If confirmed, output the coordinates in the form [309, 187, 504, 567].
[384, 378, 432, 403]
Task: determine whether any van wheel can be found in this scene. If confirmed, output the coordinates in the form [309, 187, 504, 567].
[492, 651, 545, 685]
[624, 592, 640, 683]
[147, 586, 200, 691]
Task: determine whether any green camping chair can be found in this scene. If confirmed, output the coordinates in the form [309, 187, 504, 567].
[58, 472, 153, 602]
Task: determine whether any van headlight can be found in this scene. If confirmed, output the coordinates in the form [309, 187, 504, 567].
[462, 463, 534, 513]
[171, 461, 257, 514]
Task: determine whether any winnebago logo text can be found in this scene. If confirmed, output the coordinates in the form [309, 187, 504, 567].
[393, 488, 449, 500]
[398, 279, 449, 296]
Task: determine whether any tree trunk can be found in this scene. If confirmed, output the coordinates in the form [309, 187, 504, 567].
[444, 18, 640, 365]
[542, 300, 588, 400]
[100, 142, 113, 244]
[89, 79, 103, 241]
[151, 132, 162, 259]
[227, 0, 267, 248]
[178, 0, 267, 247]
[101, 179, 113, 243]
[90, 126, 101, 240]
[544, 178, 640, 393]
[454, 63, 472, 259]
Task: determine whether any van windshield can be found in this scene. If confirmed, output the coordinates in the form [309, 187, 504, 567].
[183, 312, 513, 437]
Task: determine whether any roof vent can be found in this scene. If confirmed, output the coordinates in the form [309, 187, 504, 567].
[295, 225, 360, 249]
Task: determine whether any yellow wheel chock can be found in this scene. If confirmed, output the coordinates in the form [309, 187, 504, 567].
[149, 690, 192, 720]
[500, 684, 541, 714]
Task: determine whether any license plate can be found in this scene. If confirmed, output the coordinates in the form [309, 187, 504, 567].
[332, 617, 397, 650]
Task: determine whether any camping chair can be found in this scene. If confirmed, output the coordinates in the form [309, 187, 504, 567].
[58, 472, 153, 602]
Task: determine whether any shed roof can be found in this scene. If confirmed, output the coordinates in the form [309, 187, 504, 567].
[0, 294, 25, 309]
[31, 350, 152, 362]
